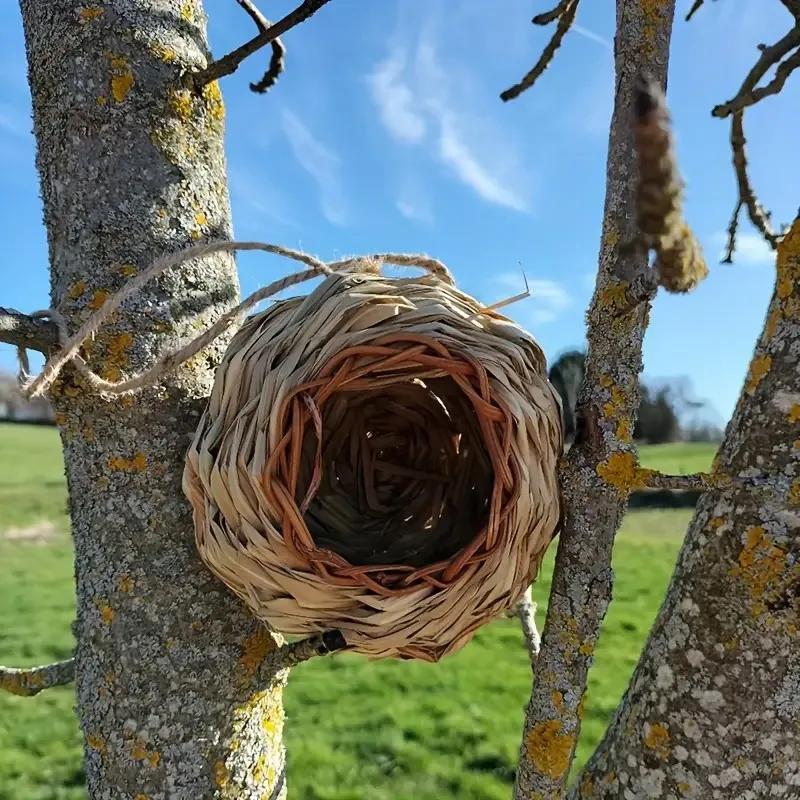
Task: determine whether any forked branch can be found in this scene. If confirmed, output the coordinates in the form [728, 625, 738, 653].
[234, 0, 286, 94]
[192, 0, 333, 89]
[702, 24, 800, 258]
[501, 0, 581, 102]
[1, 659, 75, 696]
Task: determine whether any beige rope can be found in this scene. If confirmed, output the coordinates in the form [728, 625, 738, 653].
[20, 241, 453, 400]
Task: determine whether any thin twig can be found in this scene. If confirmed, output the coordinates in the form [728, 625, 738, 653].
[712, 26, 800, 256]
[1, 659, 75, 696]
[511, 587, 540, 668]
[533, 0, 572, 25]
[192, 0, 333, 89]
[713, 46, 800, 117]
[501, 0, 580, 102]
[685, 0, 708, 21]
[273, 630, 347, 669]
[721, 200, 743, 264]
[234, 0, 287, 94]
[0, 308, 58, 354]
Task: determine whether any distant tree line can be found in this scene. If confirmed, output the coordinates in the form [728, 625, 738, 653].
[0, 370, 56, 425]
[548, 350, 723, 446]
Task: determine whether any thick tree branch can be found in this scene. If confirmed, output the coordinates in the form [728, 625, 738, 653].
[192, 0, 332, 89]
[0, 307, 58, 354]
[501, 0, 580, 102]
[234, 0, 286, 94]
[1, 658, 75, 696]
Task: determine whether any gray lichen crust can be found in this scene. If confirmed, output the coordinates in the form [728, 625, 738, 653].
[18, 1, 287, 797]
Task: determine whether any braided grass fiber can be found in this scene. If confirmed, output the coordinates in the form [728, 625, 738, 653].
[183, 263, 563, 661]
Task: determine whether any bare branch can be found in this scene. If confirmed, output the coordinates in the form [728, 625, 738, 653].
[0, 307, 58, 354]
[713, 45, 800, 117]
[636, 469, 777, 492]
[234, 0, 287, 94]
[685, 0, 708, 21]
[532, 0, 572, 25]
[712, 26, 800, 256]
[501, 0, 580, 102]
[1, 659, 75, 696]
[510, 587, 541, 668]
[272, 629, 347, 669]
[192, 0, 332, 89]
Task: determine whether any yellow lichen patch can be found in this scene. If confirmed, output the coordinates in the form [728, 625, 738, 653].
[87, 733, 106, 752]
[181, 2, 195, 22]
[214, 761, 230, 788]
[190, 620, 204, 631]
[78, 7, 104, 20]
[130, 739, 160, 767]
[580, 772, 594, 798]
[744, 354, 771, 394]
[602, 384, 626, 420]
[195, 211, 208, 227]
[117, 263, 138, 277]
[96, 95, 108, 106]
[119, 574, 134, 593]
[68, 280, 88, 300]
[525, 720, 575, 780]
[640, 0, 668, 55]
[134, 795, 149, 800]
[616, 418, 632, 442]
[238, 628, 277, 679]
[107, 55, 134, 103]
[98, 602, 115, 625]
[168, 89, 194, 121]
[87, 289, 109, 311]
[100, 332, 133, 382]
[202, 80, 225, 122]
[252, 754, 268, 783]
[789, 479, 800, 507]
[794, 440, 800, 450]
[107, 452, 147, 472]
[598, 280, 630, 311]
[677, 782, 692, 794]
[577, 693, 586, 720]
[150, 43, 177, 63]
[579, 641, 594, 656]
[552, 690, 564, 713]
[54, 412, 67, 427]
[596, 451, 650, 493]
[604, 226, 619, 248]
[765, 307, 782, 339]
[789, 405, 800, 424]
[730, 526, 788, 609]
[644, 721, 670, 759]
[776, 219, 800, 301]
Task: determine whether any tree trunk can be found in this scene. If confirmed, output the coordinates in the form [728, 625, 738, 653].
[18, 2, 287, 797]
[571, 219, 800, 797]
[513, 0, 675, 795]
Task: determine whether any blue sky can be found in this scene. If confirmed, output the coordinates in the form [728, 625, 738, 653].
[0, 0, 797, 423]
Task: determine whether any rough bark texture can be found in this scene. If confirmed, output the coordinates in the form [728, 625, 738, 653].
[572, 219, 800, 798]
[513, 1, 675, 797]
[18, 2, 287, 798]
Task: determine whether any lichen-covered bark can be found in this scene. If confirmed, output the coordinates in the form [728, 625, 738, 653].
[570, 220, 800, 798]
[18, 2, 287, 798]
[513, 1, 675, 797]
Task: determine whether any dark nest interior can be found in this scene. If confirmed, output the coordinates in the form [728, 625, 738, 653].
[262, 337, 516, 594]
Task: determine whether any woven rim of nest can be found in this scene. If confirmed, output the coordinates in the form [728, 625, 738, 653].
[183, 266, 563, 661]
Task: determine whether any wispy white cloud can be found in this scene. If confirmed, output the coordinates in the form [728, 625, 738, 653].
[492, 272, 571, 325]
[570, 24, 613, 51]
[280, 109, 348, 226]
[711, 231, 775, 266]
[368, 32, 532, 212]
[0, 102, 30, 140]
[228, 169, 299, 230]
[368, 50, 427, 144]
[395, 173, 434, 223]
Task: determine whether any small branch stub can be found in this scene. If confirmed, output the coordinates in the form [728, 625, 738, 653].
[0, 308, 58, 354]
[1, 659, 75, 697]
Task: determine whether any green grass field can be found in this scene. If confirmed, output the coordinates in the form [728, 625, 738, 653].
[0, 424, 716, 799]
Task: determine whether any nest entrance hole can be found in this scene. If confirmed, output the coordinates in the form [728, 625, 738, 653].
[264, 336, 515, 594]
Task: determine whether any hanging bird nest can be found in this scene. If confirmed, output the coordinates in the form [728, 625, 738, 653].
[183, 256, 563, 662]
